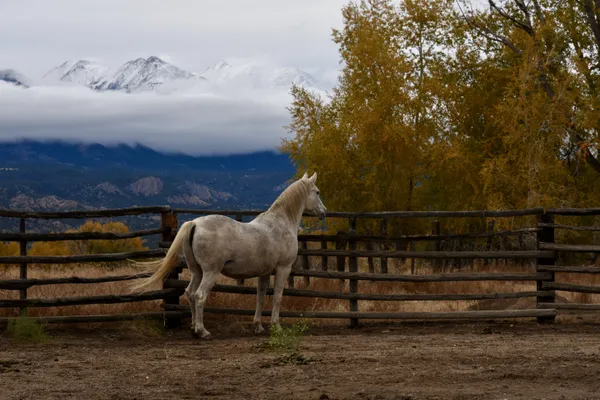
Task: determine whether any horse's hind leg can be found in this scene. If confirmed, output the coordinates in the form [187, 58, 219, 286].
[185, 269, 201, 335]
[253, 274, 270, 334]
[193, 270, 219, 339]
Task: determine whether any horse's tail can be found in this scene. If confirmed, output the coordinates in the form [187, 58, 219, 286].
[129, 220, 196, 292]
[181, 222, 200, 273]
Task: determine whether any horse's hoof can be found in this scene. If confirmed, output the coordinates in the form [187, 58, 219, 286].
[200, 331, 212, 340]
[254, 324, 265, 334]
[191, 331, 211, 340]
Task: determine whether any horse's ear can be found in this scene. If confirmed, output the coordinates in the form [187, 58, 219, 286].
[302, 172, 308, 180]
[309, 172, 317, 183]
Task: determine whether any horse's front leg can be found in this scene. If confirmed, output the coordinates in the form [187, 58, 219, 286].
[271, 264, 292, 327]
[253, 274, 270, 334]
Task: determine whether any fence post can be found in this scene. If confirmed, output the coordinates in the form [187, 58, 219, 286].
[161, 210, 181, 329]
[483, 220, 495, 266]
[300, 239, 310, 287]
[432, 221, 441, 272]
[335, 230, 347, 286]
[380, 218, 388, 273]
[348, 216, 359, 328]
[467, 223, 475, 269]
[457, 237, 463, 270]
[321, 239, 329, 271]
[19, 218, 27, 316]
[536, 213, 556, 324]
[366, 240, 375, 273]
[410, 241, 416, 275]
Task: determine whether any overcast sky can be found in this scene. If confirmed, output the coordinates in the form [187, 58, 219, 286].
[0, 0, 348, 155]
[0, 0, 347, 78]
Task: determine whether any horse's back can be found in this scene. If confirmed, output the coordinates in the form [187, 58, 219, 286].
[190, 213, 297, 271]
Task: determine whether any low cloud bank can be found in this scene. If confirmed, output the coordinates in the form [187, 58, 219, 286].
[0, 83, 295, 155]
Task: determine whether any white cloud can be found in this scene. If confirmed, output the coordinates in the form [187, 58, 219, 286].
[0, 82, 296, 155]
[0, 0, 347, 80]
[0, 0, 345, 155]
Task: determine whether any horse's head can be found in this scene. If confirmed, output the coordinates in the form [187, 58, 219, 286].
[301, 172, 327, 220]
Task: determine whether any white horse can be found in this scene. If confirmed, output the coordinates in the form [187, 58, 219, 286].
[130, 172, 327, 339]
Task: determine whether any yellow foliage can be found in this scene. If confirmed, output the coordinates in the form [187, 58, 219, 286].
[282, 0, 600, 233]
[27, 220, 147, 257]
[0, 241, 19, 257]
[282, 0, 458, 235]
[71, 220, 147, 255]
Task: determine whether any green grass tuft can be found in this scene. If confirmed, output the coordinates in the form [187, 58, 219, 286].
[265, 321, 309, 352]
[4, 316, 50, 343]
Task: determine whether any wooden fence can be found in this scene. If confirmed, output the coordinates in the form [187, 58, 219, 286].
[1, 205, 600, 327]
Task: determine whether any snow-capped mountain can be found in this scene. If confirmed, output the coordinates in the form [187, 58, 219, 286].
[43, 60, 110, 87]
[197, 60, 323, 92]
[28, 56, 326, 96]
[91, 56, 196, 93]
[0, 69, 30, 88]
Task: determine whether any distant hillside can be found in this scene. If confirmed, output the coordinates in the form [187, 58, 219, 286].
[0, 140, 297, 235]
[0, 140, 295, 172]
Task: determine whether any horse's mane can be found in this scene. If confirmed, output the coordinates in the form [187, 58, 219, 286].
[267, 179, 309, 221]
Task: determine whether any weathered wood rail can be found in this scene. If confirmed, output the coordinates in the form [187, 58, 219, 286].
[0, 205, 599, 327]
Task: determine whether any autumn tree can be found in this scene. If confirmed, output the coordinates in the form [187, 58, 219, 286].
[281, 0, 459, 234]
[283, 0, 600, 231]
[457, 0, 600, 209]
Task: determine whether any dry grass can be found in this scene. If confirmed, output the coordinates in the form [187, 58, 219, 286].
[2, 253, 599, 326]
[0, 264, 164, 319]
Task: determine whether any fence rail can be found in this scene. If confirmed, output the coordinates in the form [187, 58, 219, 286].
[164, 279, 549, 302]
[173, 207, 546, 218]
[0, 273, 152, 290]
[0, 227, 168, 242]
[0, 249, 165, 264]
[162, 304, 557, 321]
[0, 206, 171, 219]
[1, 205, 600, 327]
[0, 289, 178, 308]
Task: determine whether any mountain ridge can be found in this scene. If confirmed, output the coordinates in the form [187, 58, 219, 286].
[4, 56, 326, 95]
[0, 69, 30, 88]
[0, 139, 299, 238]
[0, 140, 295, 211]
[0, 139, 295, 172]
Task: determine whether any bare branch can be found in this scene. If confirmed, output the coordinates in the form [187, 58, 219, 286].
[566, 123, 600, 175]
[488, 0, 535, 37]
[583, 0, 600, 53]
[514, 0, 530, 18]
[537, 60, 556, 99]
[531, 0, 545, 23]
[463, 13, 524, 56]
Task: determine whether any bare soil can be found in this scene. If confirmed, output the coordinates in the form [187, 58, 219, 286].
[2, 318, 600, 400]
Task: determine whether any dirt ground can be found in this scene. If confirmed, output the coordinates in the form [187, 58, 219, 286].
[2, 318, 600, 400]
